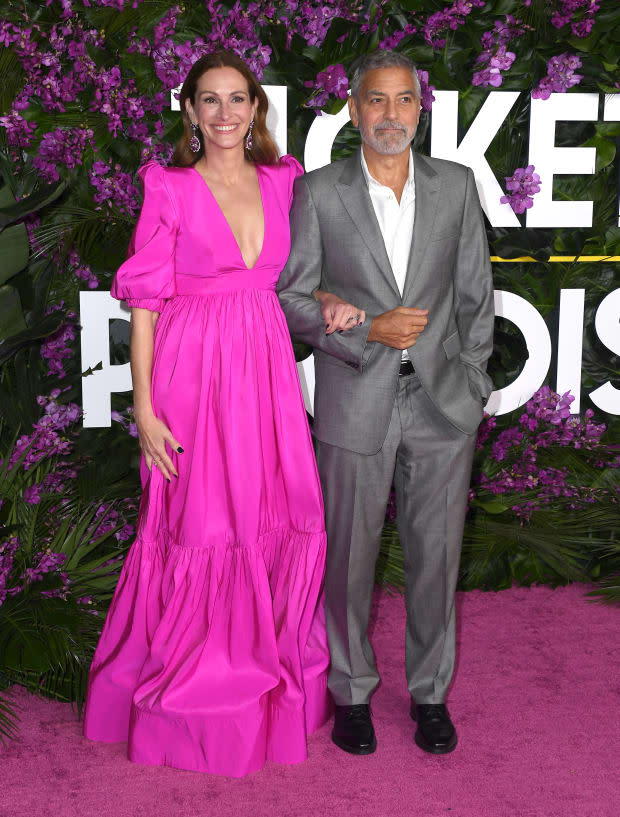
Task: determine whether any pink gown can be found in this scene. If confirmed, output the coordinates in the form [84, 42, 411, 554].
[83, 156, 330, 777]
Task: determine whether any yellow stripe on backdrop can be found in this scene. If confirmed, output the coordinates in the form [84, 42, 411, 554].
[490, 256, 620, 262]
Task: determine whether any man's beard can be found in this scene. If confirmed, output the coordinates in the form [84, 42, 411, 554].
[359, 119, 414, 155]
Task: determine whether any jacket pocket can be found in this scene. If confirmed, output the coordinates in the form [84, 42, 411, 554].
[442, 330, 462, 360]
[318, 351, 358, 372]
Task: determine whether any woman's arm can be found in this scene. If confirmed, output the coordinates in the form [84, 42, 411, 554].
[130, 308, 182, 480]
[314, 290, 366, 335]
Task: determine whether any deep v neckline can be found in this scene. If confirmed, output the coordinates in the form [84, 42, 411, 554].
[191, 164, 266, 270]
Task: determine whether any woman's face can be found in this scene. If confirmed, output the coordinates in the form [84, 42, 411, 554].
[186, 66, 257, 154]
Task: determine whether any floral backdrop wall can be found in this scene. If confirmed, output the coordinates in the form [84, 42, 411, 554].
[0, 0, 618, 736]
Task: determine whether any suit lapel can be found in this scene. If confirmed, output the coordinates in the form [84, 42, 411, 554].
[402, 152, 441, 304]
[335, 151, 401, 300]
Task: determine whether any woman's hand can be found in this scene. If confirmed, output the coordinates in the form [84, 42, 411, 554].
[314, 290, 366, 335]
[135, 411, 183, 481]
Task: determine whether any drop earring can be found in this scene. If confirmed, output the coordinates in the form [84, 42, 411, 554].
[245, 119, 254, 152]
[189, 122, 200, 154]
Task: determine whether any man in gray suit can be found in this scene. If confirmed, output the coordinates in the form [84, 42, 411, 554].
[277, 50, 494, 756]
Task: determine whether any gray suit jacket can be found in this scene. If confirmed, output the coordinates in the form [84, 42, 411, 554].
[277, 149, 495, 455]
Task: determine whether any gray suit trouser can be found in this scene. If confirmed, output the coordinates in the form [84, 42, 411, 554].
[315, 372, 476, 706]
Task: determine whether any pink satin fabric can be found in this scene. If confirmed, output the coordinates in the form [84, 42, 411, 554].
[83, 157, 331, 777]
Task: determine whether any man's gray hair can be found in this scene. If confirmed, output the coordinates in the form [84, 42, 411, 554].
[349, 50, 421, 102]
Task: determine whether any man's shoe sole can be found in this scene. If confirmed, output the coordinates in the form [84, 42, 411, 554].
[331, 731, 377, 755]
[414, 730, 457, 755]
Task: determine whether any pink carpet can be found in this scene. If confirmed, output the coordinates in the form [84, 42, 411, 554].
[1, 585, 618, 817]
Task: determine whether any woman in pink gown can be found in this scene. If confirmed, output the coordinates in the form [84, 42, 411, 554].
[83, 52, 363, 777]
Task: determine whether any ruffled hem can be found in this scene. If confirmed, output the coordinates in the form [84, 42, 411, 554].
[84, 527, 330, 777]
[127, 672, 330, 777]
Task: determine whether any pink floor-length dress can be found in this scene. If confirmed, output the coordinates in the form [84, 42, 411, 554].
[83, 156, 331, 777]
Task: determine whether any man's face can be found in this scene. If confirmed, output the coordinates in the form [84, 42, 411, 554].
[349, 67, 421, 156]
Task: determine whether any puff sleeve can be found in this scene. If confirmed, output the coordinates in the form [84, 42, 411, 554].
[110, 162, 178, 312]
[280, 154, 305, 210]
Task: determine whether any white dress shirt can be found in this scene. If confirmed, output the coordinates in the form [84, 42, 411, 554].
[360, 148, 415, 362]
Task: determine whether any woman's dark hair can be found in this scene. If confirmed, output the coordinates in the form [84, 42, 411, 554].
[172, 51, 279, 167]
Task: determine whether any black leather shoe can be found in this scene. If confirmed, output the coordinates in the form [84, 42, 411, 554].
[410, 702, 457, 754]
[332, 704, 377, 755]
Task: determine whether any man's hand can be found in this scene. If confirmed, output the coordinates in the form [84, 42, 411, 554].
[367, 307, 429, 350]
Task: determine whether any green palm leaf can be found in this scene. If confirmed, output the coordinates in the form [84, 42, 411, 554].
[0, 691, 20, 742]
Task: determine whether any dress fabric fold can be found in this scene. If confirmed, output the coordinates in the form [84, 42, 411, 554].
[83, 156, 331, 777]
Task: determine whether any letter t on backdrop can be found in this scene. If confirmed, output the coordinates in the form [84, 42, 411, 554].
[603, 92, 620, 227]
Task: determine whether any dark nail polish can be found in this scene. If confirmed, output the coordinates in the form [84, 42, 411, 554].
[167, 478, 171, 483]
[177, 447, 184, 453]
